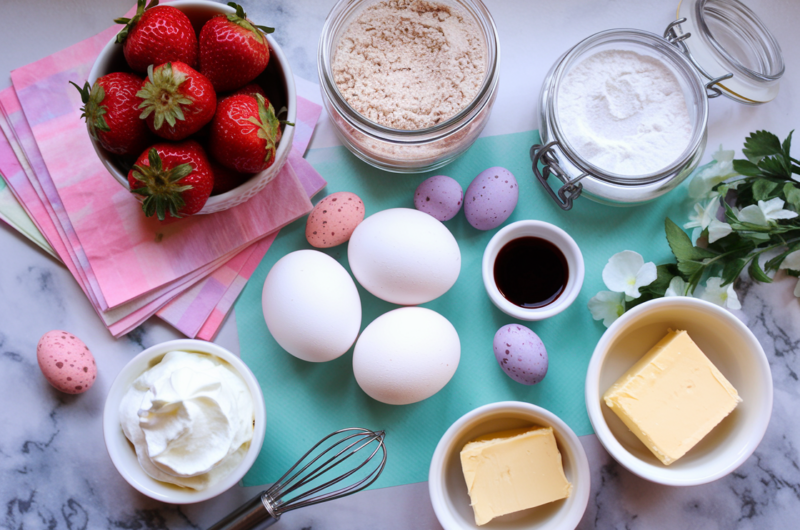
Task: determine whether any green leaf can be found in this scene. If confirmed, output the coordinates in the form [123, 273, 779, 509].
[784, 183, 800, 212]
[752, 179, 779, 200]
[782, 130, 794, 161]
[733, 159, 762, 177]
[742, 130, 783, 163]
[758, 156, 791, 179]
[721, 258, 747, 286]
[665, 218, 715, 261]
[748, 257, 772, 283]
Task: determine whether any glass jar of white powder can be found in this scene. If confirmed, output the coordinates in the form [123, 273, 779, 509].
[318, 0, 500, 173]
[532, 0, 784, 210]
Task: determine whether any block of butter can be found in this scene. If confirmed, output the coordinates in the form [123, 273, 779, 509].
[460, 426, 572, 526]
[603, 329, 742, 465]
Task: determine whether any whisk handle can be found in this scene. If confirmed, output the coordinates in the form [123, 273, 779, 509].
[206, 491, 279, 530]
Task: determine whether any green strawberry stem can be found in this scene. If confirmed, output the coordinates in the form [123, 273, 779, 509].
[248, 94, 283, 166]
[137, 63, 192, 131]
[225, 2, 275, 38]
[130, 148, 194, 220]
[115, 0, 159, 44]
[69, 80, 109, 140]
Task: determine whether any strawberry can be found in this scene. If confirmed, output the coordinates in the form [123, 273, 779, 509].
[114, 0, 199, 73]
[227, 83, 267, 99]
[210, 160, 251, 195]
[137, 62, 217, 141]
[70, 73, 152, 156]
[209, 93, 285, 174]
[127, 141, 213, 220]
[198, 3, 274, 92]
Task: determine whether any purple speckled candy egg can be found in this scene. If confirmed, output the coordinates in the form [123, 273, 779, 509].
[36, 330, 97, 394]
[414, 175, 463, 222]
[493, 324, 548, 385]
[464, 167, 518, 230]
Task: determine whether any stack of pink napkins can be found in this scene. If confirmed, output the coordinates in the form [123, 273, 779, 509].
[0, 23, 326, 339]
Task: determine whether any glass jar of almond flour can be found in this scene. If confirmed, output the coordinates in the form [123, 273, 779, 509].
[318, 0, 500, 173]
[532, 0, 784, 210]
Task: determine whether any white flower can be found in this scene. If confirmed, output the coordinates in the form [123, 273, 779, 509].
[708, 219, 733, 243]
[664, 276, 688, 297]
[778, 250, 800, 298]
[601, 250, 658, 299]
[737, 198, 798, 226]
[684, 199, 720, 242]
[588, 291, 626, 327]
[700, 277, 741, 310]
[688, 145, 739, 199]
[779, 250, 800, 271]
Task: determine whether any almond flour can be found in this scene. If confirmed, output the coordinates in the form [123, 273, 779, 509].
[332, 0, 486, 130]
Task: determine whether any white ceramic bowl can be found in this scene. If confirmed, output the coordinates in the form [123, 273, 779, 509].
[103, 339, 266, 503]
[585, 297, 773, 486]
[482, 220, 584, 321]
[429, 401, 590, 530]
[87, 0, 296, 214]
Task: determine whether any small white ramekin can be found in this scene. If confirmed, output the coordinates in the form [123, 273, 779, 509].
[103, 339, 266, 503]
[482, 220, 584, 321]
[87, 0, 296, 214]
[429, 401, 590, 530]
[585, 297, 773, 486]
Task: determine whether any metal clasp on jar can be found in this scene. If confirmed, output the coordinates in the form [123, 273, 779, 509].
[664, 18, 734, 99]
[530, 142, 589, 211]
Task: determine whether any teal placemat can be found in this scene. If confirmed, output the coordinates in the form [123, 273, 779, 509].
[236, 130, 694, 488]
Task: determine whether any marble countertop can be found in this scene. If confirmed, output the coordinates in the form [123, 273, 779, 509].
[1, 0, 799, 528]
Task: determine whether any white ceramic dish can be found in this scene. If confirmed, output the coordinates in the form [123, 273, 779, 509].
[482, 220, 584, 321]
[87, 0, 296, 214]
[429, 401, 590, 530]
[585, 297, 772, 486]
[103, 339, 266, 503]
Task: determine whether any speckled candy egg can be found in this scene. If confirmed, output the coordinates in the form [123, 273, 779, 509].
[464, 167, 519, 230]
[306, 192, 365, 248]
[37, 330, 96, 394]
[493, 324, 547, 385]
[414, 175, 463, 222]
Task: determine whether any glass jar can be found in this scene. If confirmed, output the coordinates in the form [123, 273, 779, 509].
[318, 0, 500, 173]
[532, 0, 784, 210]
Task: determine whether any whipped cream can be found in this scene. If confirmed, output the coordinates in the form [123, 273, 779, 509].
[119, 350, 255, 490]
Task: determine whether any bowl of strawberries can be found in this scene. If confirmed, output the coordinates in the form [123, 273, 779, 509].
[79, 0, 296, 220]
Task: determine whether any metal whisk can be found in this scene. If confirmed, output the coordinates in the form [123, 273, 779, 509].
[208, 428, 387, 530]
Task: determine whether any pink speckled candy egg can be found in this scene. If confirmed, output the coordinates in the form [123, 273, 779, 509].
[414, 175, 463, 222]
[306, 192, 365, 248]
[493, 324, 548, 385]
[37, 330, 96, 394]
[464, 167, 519, 230]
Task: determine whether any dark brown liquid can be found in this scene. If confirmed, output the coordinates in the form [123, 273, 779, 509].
[493, 237, 568, 309]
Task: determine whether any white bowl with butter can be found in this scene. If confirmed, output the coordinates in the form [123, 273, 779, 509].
[429, 401, 590, 530]
[586, 297, 772, 486]
[103, 339, 266, 503]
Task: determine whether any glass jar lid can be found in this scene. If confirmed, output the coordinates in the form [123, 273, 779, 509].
[666, 0, 784, 104]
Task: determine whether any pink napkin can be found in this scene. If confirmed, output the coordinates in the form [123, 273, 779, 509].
[0, 18, 327, 338]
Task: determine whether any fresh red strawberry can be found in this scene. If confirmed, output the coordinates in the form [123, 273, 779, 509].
[114, 0, 198, 73]
[137, 62, 217, 141]
[210, 160, 251, 195]
[127, 141, 213, 220]
[227, 83, 267, 99]
[70, 73, 152, 156]
[198, 3, 274, 92]
[209, 93, 285, 174]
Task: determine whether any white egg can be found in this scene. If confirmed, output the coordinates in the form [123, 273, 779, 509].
[353, 307, 460, 405]
[347, 208, 461, 305]
[262, 250, 362, 362]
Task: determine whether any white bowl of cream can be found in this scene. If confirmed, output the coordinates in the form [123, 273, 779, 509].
[103, 339, 266, 503]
